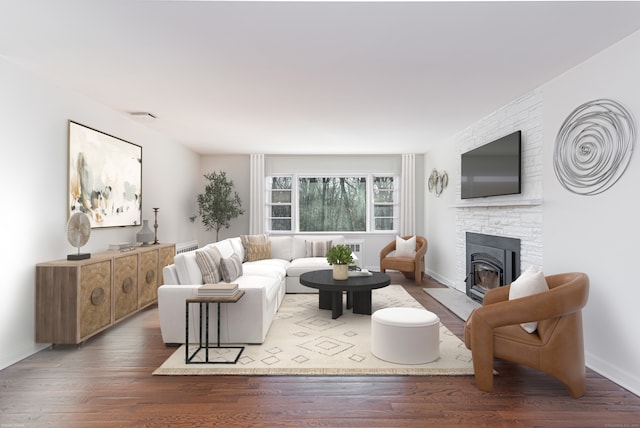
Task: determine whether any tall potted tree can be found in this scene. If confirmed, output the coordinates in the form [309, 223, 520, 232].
[196, 171, 244, 241]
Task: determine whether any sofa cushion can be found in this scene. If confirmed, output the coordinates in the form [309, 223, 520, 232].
[162, 264, 179, 285]
[220, 254, 243, 282]
[286, 257, 332, 277]
[246, 241, 272, 262]
[242, 260, 288, 281]
[240, 234, 269, 261]
[174, 252, 203, 285]
[305, 240, 332, 257]
[194, 246, 222, 284]
[509, 266, 549, 333]
[269, 236, 292, 260]
[228, 237, 245, 261]
[234, 274, 281, 308]
[209, 239, 235, 258]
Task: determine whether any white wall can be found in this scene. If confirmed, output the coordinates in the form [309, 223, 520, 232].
[542, 30, 640, 395]
[424, 142, 459, 286]
[0, 57, 200, 370]
[424, 30, 640, 395]
[198, 155, 252, 242]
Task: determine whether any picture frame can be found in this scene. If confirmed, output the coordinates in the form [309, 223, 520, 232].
[68, 121, 142, 228]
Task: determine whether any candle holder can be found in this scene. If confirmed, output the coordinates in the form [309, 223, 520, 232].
[153, 208, 159, 244]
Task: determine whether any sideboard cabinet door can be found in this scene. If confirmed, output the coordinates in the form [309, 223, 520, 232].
[79, 260, 112, 340]
[138, 248, 159, 308]
[114, 253, 138, 321]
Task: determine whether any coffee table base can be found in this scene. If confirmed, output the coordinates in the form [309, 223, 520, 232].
[318, 289, 372, 319]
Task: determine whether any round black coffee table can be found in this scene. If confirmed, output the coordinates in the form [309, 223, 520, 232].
[299, 270, 391, 319]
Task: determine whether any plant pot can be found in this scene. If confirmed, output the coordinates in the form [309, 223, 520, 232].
[333, 264, 348, 280]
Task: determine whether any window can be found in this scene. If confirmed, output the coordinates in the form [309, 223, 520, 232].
[266, 174, 398, 233]
[299, 177, 366, 232]
[372, 176, 397, 231]
[267, 176, 292, 231]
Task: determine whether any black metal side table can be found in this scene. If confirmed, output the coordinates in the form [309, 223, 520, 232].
[185, 291, 245, 364]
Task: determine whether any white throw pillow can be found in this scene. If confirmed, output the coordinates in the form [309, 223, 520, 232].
[395, 236, 416, 258]
[508, 266, 549, 333]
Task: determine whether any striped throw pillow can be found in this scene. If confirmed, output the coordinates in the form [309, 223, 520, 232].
[194, 246, 222, 283]
[305, 240, 332, 257]
[220, 254, 243, 283]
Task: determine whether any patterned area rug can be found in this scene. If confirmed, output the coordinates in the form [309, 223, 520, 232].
[153, 285, 474, 375]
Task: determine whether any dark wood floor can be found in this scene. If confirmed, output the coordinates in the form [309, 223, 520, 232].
[1, 273, 638, 427]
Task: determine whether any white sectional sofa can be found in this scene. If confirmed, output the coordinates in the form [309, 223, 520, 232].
[158, 234, 344, 345]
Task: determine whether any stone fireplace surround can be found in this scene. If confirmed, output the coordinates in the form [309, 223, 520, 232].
[451, 88, 543, 296]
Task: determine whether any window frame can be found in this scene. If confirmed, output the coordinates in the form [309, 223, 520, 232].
[266, 173, 399, 234]
[266, 176, 294, 232]
[370, 174, 399, 233]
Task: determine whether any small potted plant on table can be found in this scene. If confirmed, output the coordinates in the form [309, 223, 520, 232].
[326, 244, 354, 280]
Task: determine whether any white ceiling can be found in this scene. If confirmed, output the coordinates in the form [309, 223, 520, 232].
[2, 1, 640, 155]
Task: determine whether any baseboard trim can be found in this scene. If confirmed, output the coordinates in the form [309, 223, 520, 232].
[586, 351, 640, 397]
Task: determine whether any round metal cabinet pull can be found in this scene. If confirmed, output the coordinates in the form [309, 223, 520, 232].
[122, 277, 133, 293]
[146, 269, 155, 284]
[91, 287, 105, 306]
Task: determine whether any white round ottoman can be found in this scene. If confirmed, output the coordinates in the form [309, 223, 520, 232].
[371, 307, 440, 364]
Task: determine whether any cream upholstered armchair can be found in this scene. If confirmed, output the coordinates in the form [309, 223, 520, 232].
[379, 235, 427, 285]
[464, 272, 589, 398]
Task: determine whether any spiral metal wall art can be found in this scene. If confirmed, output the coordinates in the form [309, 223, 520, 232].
[553, 98, 636, 196]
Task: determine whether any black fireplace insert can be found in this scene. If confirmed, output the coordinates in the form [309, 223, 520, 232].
[465, 232, 520, 303]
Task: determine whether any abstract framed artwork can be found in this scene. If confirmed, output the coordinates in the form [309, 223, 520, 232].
[68, 121, 142, 228]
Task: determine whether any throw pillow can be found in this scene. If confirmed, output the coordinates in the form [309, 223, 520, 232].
[508, 266, 549, 333]
[305, 240, 332, 257]
[246, 241, 272, 262]
[220, 254, 243, 283]
[194, 246, 223, 284]
[395, 236, 416, 258]
[240, 234, 269, 262]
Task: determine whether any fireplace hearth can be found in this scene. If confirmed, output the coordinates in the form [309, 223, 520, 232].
[466, 232, 520, 303]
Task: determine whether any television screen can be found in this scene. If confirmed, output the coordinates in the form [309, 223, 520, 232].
[461, 130, 521, 199]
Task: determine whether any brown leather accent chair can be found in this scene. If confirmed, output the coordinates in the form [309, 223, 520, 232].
[379, 236, 427, 285]
[463, 272, 589, 398]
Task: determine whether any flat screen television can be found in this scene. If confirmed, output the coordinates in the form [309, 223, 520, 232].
[461, 130, 521, 199]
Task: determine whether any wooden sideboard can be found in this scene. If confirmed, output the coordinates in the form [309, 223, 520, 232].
[36, 243, 175, 345]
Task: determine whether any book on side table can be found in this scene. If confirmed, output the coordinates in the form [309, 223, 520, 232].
[198, 283, 239, 297]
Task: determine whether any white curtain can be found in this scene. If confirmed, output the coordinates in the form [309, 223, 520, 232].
[400, 153, 415, 236]
[249, 154, 265, 234]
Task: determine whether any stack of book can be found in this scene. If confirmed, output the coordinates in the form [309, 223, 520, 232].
[109, 242, 135, 252]
[198, 283, 239, 297]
